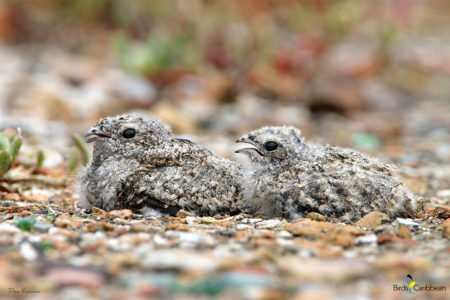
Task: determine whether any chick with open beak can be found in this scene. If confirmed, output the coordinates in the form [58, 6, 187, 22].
[234, 125, 417, 222]
[235, 127, 299, 164]
[84, 126, 112, 143]
[235, 136, 264, 158]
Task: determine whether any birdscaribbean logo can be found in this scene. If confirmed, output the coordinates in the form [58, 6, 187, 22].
[402, 274, 421, 295]
[393, 274, 446, 295]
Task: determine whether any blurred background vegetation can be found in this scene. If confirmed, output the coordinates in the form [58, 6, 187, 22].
[2, 0, 449, 92]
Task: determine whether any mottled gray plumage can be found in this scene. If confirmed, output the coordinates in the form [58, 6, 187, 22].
[236, 126, 416, 222]
[79, 114, 244, 216]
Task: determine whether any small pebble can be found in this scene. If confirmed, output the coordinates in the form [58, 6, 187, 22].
[396, 218, 420, 227]
[20, 241, 39, 261]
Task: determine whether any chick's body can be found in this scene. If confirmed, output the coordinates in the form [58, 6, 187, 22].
[236, 126, 416, 222]
[80, 114, 243, 216]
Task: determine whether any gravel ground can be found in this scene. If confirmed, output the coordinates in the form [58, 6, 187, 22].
[0, 111, 448, 300]
[0, 44, 449, 299]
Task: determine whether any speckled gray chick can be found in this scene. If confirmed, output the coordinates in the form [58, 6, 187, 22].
[235, 126, 416, 222]
[79, 114, 244, 216]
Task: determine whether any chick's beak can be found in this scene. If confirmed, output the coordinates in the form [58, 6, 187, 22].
[85, 127, 111, 143]
[235, 136, 264, 156]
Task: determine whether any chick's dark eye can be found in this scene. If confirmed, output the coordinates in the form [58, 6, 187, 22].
[122, 128, 136, 139]
[264, 141, 278, 151]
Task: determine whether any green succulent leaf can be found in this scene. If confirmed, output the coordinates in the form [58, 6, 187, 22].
[0, 150, 11, 176]
[36, 150, 45, 169]
[10, 135, 22, 163]
[68, 148, 80, 172]
[72, 134, 89, 166]
[0, 134, 10, 152]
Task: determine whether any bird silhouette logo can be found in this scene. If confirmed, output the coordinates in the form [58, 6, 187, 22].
[403, 274, 421, 294]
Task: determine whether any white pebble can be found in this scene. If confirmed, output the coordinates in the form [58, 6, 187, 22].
[20, 242, 38, 261]
[437, 189, 450, 198]
[397, 218, 420, 226]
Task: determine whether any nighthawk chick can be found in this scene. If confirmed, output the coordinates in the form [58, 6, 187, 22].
[79, 114, 244, 216]
[235, 126, 416, 222]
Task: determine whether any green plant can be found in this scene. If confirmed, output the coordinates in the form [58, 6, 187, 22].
[73, 134, 89, 166]
[39, 241, 53, 251]
[68, 148, 80, 173]
[15, 215, 37, 232]
[36, 150, 45, 169]
[116, 30, 199, 76]
[0, 129, 23, 177]
[68, 134, 90, 173]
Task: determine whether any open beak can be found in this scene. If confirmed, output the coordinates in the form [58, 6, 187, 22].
[85, 128, 111, 143]
[235, 137, 264, 156]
